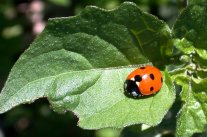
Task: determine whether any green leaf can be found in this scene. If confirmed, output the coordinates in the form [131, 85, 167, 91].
[173, 4, 207, 136]
[173, 4, 207, 60]
[173, 38, 195, 55]
[47, 0, 71, 7]
[95, 128, 121, 137]
[176, 77, 207, 137]
[0, 2, 174, 129]
[75, 71, 174, 129]
[188, 0, 207, 6]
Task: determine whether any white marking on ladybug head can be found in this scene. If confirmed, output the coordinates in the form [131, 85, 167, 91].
[130, 77, 135, 81]
[136, 82, 140, 87]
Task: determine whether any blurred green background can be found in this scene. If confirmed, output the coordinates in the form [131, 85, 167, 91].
[0, 0, 183, 137]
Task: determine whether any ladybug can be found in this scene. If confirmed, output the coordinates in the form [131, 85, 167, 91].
[124, 66, 163, 98]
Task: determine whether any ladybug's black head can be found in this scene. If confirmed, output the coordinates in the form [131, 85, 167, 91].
[124, 80, 142, 98]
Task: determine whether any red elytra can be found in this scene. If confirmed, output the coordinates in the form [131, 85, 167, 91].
[125, 66, 163, 97]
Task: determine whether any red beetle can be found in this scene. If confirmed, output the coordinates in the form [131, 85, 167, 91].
[124, 66, 163, 97]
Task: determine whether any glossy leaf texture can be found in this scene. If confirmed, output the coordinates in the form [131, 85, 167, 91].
[172, 3, 207, 137]
[0, 2, 174, 129]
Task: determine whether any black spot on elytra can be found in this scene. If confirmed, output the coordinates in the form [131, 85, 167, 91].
[161, 77, 163, 83]
[150, 73, 154, 80]
[135, 75, 142, 82]
[140, 67, 145, 69]
[150, 86, 154, 91]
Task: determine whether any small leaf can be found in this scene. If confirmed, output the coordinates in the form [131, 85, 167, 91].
[176, 77, 207, 137]
[0, 2, 174, 129]
[48, 0, 71, 6]
[173, 38, 195, 54]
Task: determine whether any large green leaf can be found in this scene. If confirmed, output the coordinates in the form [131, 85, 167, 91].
[173, 3, 207, 137]
[0, 2, 174, 129]
[173, 4, 207, 60]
